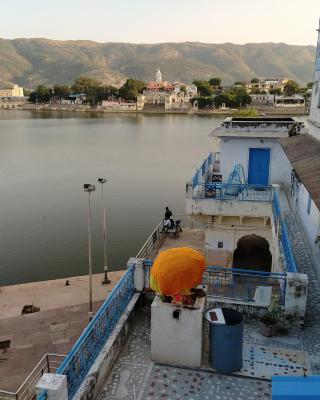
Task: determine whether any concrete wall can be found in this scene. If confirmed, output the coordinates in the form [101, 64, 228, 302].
[186, 196, 273, 218]
[219, 138, 292, 187]
[205, 225, 278, 271]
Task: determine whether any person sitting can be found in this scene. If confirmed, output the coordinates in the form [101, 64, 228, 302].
[163, 218, 171, 232]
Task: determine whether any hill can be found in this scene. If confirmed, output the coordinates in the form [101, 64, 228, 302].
[0, 38, 316, 88]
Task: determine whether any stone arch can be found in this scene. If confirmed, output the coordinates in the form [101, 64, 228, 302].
[233, 234, 272, 272]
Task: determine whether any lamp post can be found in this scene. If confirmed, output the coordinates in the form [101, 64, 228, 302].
[98, 178, 111, 284]
[83, 183, 96, 320]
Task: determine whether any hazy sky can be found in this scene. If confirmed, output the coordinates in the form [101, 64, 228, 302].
[1, 0, 319, 45]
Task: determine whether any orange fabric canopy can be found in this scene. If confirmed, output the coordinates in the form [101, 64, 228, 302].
[150, 247, 206, 296]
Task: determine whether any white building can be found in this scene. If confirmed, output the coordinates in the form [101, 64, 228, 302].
[274, 94, 305, 108]
[209, 117, 305, 187]
[278, 21, 320, 273]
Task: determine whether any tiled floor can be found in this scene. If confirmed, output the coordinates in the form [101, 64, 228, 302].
[98, 206, 320, 399]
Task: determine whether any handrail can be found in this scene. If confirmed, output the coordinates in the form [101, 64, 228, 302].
[0, 354, 65, 400]
[136, 219, 164, 259]
[207, 265, 286, 277]
[272, 192, 297, 273]
[190, 182, 274, 201]
[56, 265, 135, 399]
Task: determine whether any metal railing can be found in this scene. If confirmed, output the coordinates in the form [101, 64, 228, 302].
[0, 354, 65, 400]
[189, 183, 274, 202]
[221, 119, 304, 131]
[204, 266, 286, 306]
[272, 192, 297, 273]
[192, 152, 214, 185]
[136, 220, 165, 259]
[136, 214, 205, 260]
[56, 266, 136, 399]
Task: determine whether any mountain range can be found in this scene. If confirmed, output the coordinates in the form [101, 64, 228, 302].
[0, 38, 316, 88]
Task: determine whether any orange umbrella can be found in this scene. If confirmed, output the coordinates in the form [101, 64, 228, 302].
[150, 247, 206, 296]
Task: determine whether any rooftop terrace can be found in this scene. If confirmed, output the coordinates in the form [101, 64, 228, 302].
[210, 117, 306, 138]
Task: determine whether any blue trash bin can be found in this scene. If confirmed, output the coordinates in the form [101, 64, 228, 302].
[205, 307, 243, 373]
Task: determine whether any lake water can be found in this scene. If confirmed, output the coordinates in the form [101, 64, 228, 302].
[0, 111, 225, 285]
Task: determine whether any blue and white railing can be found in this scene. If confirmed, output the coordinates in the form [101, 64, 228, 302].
[190, 182, 274, 202]
[142, 262, 287, 307]
[272, 191, 297, 273]
[192, 152, 214, 186]
[204, 266, 287, 306]
[55, 266, 136, 399]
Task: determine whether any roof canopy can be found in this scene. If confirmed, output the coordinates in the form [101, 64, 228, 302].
[280, 134, 320, 209]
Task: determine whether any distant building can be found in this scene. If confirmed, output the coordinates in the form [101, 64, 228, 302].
[0, 84, 24, 97]
[250, 93, 275, 107]
[61, 93, 86, 105]
[247, 77, 288, 94]
[274, 94, 305, 108]
[101, 100, 137, 111]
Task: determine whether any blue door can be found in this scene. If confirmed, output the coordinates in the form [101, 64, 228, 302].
[248, 148, 270, 185]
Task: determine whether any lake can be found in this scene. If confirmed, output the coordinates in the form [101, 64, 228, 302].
[0, 111, 224, 285]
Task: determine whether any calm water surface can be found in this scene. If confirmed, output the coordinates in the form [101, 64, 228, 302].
[0, 111, 224, 285]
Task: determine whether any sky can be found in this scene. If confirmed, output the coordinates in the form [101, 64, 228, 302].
[1, 0, 319, 45]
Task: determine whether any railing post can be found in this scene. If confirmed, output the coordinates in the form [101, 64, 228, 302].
[46, 354, 50, 374]
[128, 257, 144, 291]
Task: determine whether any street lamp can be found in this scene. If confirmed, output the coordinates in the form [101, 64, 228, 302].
[83, 183, 96, 320]
[98, 178, 111, 284]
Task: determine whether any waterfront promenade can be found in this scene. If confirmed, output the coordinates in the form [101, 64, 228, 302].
[0, 271, 124, 391]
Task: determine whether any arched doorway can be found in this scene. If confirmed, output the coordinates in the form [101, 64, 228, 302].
[233, 234, 272, 272]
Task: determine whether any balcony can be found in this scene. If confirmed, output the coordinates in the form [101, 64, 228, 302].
[186, 182, 274, 218]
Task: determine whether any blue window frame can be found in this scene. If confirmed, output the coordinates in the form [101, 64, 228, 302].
[307, 194, 312, 215]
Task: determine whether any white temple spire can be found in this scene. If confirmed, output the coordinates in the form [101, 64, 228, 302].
[156, 69, 162, 83]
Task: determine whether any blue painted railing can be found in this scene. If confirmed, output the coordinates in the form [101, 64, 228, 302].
[142, 262, 286, 306]
[191, 183, 274, 202]
[192, 152, 213, 185]
[272, 192, 297, 273]
[56, 266, 136, 399]
[205, 266, 287, 305]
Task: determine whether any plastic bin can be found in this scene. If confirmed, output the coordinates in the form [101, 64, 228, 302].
[205, 307, 243, 373]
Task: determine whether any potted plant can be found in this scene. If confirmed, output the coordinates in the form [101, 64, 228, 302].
[259, 297, 282, 337]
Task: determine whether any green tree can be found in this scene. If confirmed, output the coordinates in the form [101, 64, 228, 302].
[71, 76, 101, 94]
[307, 82, 314, 89]
[53, 84, 71, 100]
[194, 96, 214, 109]
[180, 85, 187, 95]
[118, 78, 146, 101]
[234, 81, 246, 87]
[284, 80, 299, 96]
[28, 85, 52, 103]
[209, 77, 222, 87]
[251, 77, 259, 83]
[192, 80, 214, 96]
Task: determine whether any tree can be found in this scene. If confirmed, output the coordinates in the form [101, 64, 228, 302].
[209, 77, 222, 87]
[307, 82, 314, 89]
[234, 81, 246, 87]
[180, 85, 187, 95]
[284, 80, 299, 96]
[71, 76, 101, 94]
[118, 78, 146, 101]
[192, 80, 214, 96]
[28, 85, 53, 103]
[193, 96, 214, 109]
[53, 84, 71, 100]
[251, 78, 259, 84]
